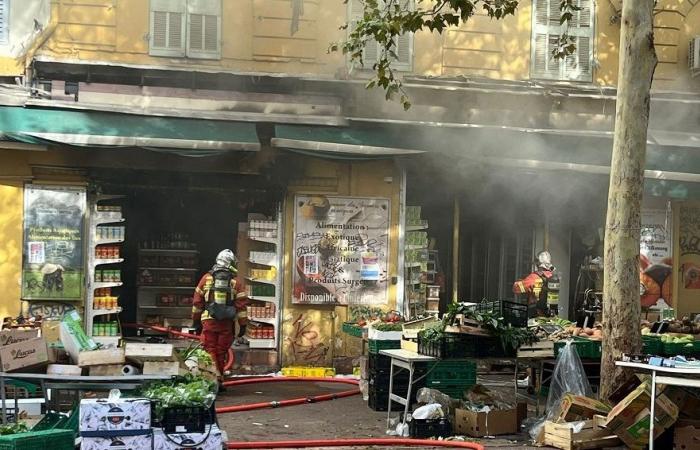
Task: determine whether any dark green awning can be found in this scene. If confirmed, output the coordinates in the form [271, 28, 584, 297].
[0, 106, 260, 156]
[272, 124, 425, 159]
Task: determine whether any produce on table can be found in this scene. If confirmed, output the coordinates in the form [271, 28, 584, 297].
[140, 373, 217, 420]
[0, 422, 27, 435]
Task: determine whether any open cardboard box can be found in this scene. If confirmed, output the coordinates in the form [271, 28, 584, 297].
[454, 407, 518, 437]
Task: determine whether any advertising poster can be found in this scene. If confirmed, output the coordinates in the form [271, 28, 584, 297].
[22, 185, 86, 300]
[292, 195, 390, 305]
[679, 205, 700, 290]
[640, 207, 673, 307]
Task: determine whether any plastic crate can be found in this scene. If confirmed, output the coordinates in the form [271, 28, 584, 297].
[408, 417, 452, 439]
[476, 299, 528, 327]
[342, 322, 364, 338]
[426, 360, 477, 384]
[661, 341, 695, 357]
[476, 336, 515, 358]
[368, 339, 401, 354]
[418, 333, 478, 359]
[642, 335, 662, 355]
[30, 412, 67, 432]
[554, 337, 602, 359]
[0, 429, 75, 450]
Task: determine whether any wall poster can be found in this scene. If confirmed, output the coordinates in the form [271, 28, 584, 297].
[679, 204, 700, 291]
[21, 184, 86, 300]
[640, 206, 673, 307]
[292, 195, 390, 305]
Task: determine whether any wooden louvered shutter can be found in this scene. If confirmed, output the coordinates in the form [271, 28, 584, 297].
[149, 0, 186, 57]
[531, 0, 593, 81]
[0, 0, 9, 45]
[187, 0, 221, 59]
[349, 0, 413, 71]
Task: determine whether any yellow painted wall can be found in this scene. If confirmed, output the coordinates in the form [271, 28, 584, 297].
[280, 157, 401, 367]
[0, 183, 24, 321]
[17, 0, 697, 89]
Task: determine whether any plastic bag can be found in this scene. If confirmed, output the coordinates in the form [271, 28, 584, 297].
[359, 379, 369, 401]
[412, 403, 444, 420]
[416, 387, 457, 418]
[528, 340, 593, 441]
[464, 384, 515, 411]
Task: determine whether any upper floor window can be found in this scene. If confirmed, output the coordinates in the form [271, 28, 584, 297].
[0, 0, 9, 45]
[531, 0, 593, 82]
[348, 0, 413, 72]
[149, 0, 221, 59]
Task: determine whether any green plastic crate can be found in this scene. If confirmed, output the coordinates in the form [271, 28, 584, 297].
[0, 429, 74, 450]
[426, 360, 477, 384]
[642, 335, 662, 355]
[30, 412, 67, 432]
[368, 339, 401, 354]
[662, 341, 695, 356]
[342, 322, 363, 338]
[554, 337, 602, 359]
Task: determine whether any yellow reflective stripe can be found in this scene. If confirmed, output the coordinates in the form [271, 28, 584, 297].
[192, 306, 203, 313]
[195, 287, 204, 295]
[235, 292, 247, 299]
[237, 310, 247, 318]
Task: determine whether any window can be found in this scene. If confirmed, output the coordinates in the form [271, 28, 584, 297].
[348, 0, 413, 72]
[531, 0, 593, 81]
[149, 0, 221, 59]
[0, 0, 8, 45]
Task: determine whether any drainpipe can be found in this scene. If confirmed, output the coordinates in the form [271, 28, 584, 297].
[452, 197, 460, 303]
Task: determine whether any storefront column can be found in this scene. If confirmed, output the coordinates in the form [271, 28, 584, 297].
[452, 196, 460, 304]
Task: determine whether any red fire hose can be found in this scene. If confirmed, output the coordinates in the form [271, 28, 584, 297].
[122, 325, 485, 449]
[227, 439, 484, 449]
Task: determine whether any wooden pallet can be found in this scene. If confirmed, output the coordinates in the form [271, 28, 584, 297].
[544, 415, 621, 450]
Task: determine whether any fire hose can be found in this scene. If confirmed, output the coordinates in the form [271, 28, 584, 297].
[123, 324, 485, 449]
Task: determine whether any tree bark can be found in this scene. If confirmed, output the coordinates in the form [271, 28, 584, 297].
[601, 0, 658, 401]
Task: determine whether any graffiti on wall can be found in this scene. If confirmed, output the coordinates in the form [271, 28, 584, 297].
[285, 313, 329, 365]
[28, 301, 76, 318]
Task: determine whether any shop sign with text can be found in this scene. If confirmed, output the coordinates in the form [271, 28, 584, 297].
[292, 195, 390, 305]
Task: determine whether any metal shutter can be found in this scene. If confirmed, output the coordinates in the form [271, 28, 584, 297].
[531, 0, 593, 81]
[149, 0, 186, 57]
[187, 0, 221, 59]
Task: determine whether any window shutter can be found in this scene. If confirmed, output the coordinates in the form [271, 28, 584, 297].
[348, 0, 412, 71]
[149, 0, 186, 57]
[186, 0, 221, 59]
[0, 0, 9, 45]
[531, 0, 593, 81]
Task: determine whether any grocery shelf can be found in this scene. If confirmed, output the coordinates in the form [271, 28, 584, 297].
[248, 295, 278, 303]
[246, 337, 276, 349]
[250, 317, 277, 325]
[93, 281, 123, 289]
[94, 215, 125, 225]
[245, 276, 277, 286]
[96, 194, 126, 201]
[138, 249, 199, 254]
[92, 307, 122, 316]
[248, 236, 279, 245]
[247, 257, 276, 267]
[406, 225, 428, 231]
[94, 258, 124, 266]
[96, 238, 125, 245]
[405, 244, 428, 250]
[405, 262, 422, 268]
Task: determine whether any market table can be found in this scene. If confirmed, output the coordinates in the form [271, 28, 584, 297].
[616, 361, 700, 450]
[0, 372, 173, 424]
[378, 349, 436, 428]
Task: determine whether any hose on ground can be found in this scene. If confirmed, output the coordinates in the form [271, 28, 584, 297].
[227, 438, 485, 449]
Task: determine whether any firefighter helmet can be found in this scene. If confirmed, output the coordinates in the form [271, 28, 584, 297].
[216, 249, 237, 270]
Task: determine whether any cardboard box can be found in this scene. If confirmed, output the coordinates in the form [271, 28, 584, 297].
[40, 319, 61, 345]
[0, 337, 48, 372]
[0, 329, 39, 346]
[143, 360, 181, 376]
[81, 434, 152, 450]
[454, 407, 518, 437]
[544, 415, 621, 450]
[555, 394, 611, 422]
[80, 398, 151, 432]
[47, 364, 82, 376]
[153, 425, 222, 450]
[77, 347, 125, 367]
[674, 419, 700, 450]
[89, 364, 124, 376]
[664, 385, 700, 420]
[47, 346, 70, 364]
[605, 381, 679, 449]
[125, 343, 174, 360]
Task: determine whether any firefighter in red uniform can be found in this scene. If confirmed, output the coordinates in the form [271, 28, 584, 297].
[192, 249, 248, 383]
[513, 251, 557, 317]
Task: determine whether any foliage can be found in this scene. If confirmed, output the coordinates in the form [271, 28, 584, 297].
[418, 321, 446, 343]
[180, 342, 214, 367]
[373, 322, 404, 331]
[140, 373, 217, 419]
[331, 0, 581, 109]
[0, 422, 28, 435]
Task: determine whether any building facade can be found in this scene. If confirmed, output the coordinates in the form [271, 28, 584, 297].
[1, 0, 700, 366]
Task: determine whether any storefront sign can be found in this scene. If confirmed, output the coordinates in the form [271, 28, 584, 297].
[679, 205, 700, 290]
[292, 195, 390, 305]
[21, 185, 86, 300]
[640, 206, 673, 306]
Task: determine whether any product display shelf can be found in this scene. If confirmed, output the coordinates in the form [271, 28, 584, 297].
[242, 210, 283, 350]
[136, 248, 199, 327]
[85, 195, 125, 347]
[404, 206, 429, 319]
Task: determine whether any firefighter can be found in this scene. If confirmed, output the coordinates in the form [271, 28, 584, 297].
[192, 249, 248, 384]
[513, 251, 558, 317]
